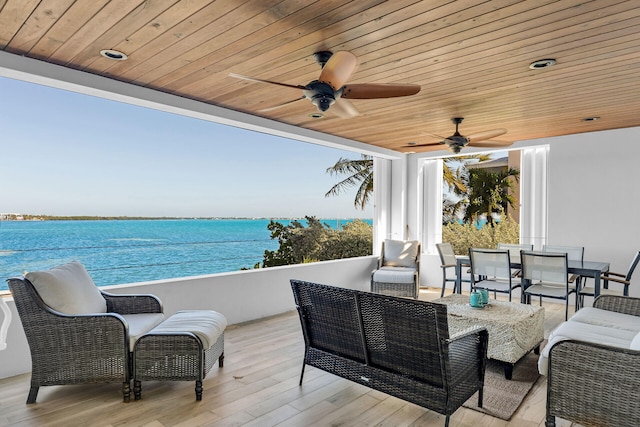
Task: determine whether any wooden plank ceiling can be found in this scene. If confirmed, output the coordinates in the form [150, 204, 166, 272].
[2, 0, 639, 154]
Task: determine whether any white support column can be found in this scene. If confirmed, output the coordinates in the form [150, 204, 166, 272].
[420, 159, 444, 254]
[520, 146, 549, 250]
[373, 157, 391, 254]
[373, 155, 412, 254]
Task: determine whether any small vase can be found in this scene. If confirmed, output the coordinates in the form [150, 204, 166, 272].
[470, 291, 482, 307]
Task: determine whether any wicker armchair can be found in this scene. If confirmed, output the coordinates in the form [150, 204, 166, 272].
[371, 239, 421, 299]
[7, 261, 163, 404]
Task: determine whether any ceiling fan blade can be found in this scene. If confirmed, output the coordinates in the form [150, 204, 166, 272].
[468, 140, 514, 148]
[466, 128, 507, 142]
[330, 98, 360, 118]
[319, 51, 357, 90]
[405, 141, 445, 147]
[257, 96, 307, 112]
[342, 83, 421, 99]
[421, 131, 447, 140]
[229, 73, 306, 91]
[407, 143, 449, 152]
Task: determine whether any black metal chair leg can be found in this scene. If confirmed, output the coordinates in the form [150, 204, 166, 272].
[299, 363, 306, 386]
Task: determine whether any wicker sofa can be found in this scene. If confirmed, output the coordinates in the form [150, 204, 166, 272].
[290, 279, 488, 427]
[7, 261, 164, 403]
[540, 295, 640, 427]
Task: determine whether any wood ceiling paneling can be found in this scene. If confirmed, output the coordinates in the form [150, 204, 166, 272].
[2, 0, 639, 153]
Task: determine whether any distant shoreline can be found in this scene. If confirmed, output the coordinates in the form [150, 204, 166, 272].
[1, 215, 372, 221]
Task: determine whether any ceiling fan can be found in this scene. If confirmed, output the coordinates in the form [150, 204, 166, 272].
[408, 117, 511, 153]
[229, 51, 421, 118]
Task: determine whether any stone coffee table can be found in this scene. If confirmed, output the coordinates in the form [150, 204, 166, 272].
[434, 294, 544, 379]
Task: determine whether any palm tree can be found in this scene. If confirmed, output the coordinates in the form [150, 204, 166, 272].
[325, 155, 373, 210]
[462, 167, 520, 228]
[442, 155, 491, 222]
[325, 154, 490, 210]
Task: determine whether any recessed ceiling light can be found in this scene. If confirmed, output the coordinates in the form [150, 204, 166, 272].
[100, 49, 128, 61]
[529, 58, 556, 69]
[309, 113, 324, 119]
[407, 141, 417, 146]
[582, 116, 600, 122]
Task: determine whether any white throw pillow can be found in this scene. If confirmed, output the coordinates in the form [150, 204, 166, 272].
[383, 239, 419, 267]
[26, 261, 107, 314]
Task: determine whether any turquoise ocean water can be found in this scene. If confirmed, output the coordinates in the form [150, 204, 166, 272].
[0, 219, 370, 291]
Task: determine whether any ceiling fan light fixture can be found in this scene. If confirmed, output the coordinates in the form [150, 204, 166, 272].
[529, 58, 556, 69]
[100, 49, 128, 61]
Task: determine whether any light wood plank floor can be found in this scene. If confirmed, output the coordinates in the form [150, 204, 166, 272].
[0, 287, 585, 427]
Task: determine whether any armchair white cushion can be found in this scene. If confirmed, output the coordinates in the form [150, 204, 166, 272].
[381, 239, 420, 267]
[25, 261, 107, 314]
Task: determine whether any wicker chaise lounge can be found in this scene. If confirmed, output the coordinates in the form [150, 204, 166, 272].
[291, 279, 488, 427]
[7, 261, 164, 403]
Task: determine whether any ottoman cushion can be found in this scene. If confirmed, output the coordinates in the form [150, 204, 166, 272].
[147, 310, 227, 348]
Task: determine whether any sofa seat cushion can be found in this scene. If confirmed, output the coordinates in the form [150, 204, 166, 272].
[569, 307, 640, 333]
[26, 261, 107, 314]
[147, 310, 227, 348]
[372, 266, 417, 283]
[538, 320, 637, 374]
[123, 313, 165, 351]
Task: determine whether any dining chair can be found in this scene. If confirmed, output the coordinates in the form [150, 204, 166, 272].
[521, 250, 575, 320]
[543, 244, 584, 293]
[436, 242, 471, 296]
[578, 250, 640, 307]
[469, 248, 520, 302]
[497, 243, 534, 277]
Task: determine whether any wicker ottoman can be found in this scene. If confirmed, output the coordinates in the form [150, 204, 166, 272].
[133, 310, 227, 400]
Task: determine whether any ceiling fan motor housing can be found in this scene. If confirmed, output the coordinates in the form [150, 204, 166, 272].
[304, 80, 337, 111]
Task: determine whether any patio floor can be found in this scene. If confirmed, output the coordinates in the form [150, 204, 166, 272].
[0, 287, 582, 427]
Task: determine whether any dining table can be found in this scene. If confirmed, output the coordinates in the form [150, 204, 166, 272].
[454, 255, 610, 300]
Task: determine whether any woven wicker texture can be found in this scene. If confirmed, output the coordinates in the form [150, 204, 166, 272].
[134, 332, 224, 401]
[291, 279, 488, 426]
[370, 281, 419, 299]
[545, 295, 640, 427]
[7, 277, 163, 403]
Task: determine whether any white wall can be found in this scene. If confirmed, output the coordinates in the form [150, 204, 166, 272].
[0, 257, 376, 379]
[543, 127, 640, 300]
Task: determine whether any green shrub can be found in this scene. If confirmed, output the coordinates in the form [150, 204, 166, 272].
[442, 216, 520, 255]
[261, 217, 372, 267]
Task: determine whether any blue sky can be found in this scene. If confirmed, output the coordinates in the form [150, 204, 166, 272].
[0, 77, 373, 219]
